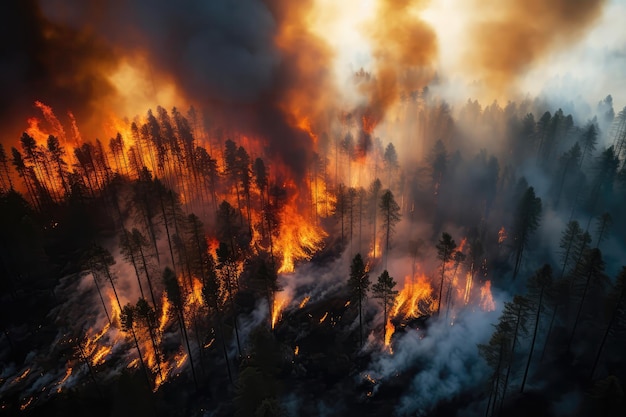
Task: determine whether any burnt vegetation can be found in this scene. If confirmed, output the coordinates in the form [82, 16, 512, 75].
[1, 94, 626, 417]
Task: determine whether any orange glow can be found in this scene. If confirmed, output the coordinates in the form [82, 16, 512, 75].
[56, 367, 72, 393]
[175, 351, 188, 369]
[319, 311, 329, 323]
[294, 345, 299, 356]
[12, 368, 30, 384]
[271, 291, 291, 329]
[479, 280, 496, 311]
[392, 274, 435, 319]
[159, 294, 171, 334]
[274, 186, 326, 274]
[299, 296, 311, 309]
[20, 397, 34, 411]
[498, 227, 507, 244]
[464, 271, 473, 305]
[384, 319, 394, 349]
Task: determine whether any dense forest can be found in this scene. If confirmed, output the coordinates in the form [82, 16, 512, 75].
[0, 89, 625, 416]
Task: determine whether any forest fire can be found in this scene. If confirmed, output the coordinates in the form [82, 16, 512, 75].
[392, 274, 435, 320]
[1, 1, 624, 414]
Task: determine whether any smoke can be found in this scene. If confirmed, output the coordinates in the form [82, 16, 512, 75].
[365, 307, 498, 416]
[33, 0, 337, 182]
[362, 0, 438, 125]
[425, 0, 609, 102]
[0, 0, 119, 143]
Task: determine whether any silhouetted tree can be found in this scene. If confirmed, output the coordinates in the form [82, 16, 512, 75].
[436, 232, 457, 316]
[521, 264, 552, 392]
[379, 189, 401, 268]
[163, 267, 199, 389]
[372, 270, 398, 344]
[348, 253, 370, 348]
[120, 303, 153, 390]
[511, 186, 542, 280]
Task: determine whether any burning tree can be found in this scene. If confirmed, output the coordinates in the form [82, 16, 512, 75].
[372, 270, 398, 346]
[436, 232, 457, 316]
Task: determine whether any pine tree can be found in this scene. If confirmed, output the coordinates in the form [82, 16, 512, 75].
[372, 270, 398, 344]
[348, 253, 370, 348]
[436, 232, 457, 316]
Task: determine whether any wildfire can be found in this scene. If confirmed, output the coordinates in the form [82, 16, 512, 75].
[271, 292, 291, 329]
[384, 319, 394, 350]
[56, 367, 73, 393]
[294, 345, 299, 356]
[392, 274, 435, 319]
[463, 271, 473, 305]
[319, 311, 329, 323]
[498, 227, 507, 244]
[275, 188, 326, 274]
[175, 352, 188, 369]
[12, 368, 30, 384]
[299, 296, 311, 309]
[159, 294, 171, 334]
[20, 397, 34, 411]
[479, 281, 496, 311]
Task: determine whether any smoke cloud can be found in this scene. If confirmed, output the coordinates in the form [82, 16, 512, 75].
[461, 0, 608, 97]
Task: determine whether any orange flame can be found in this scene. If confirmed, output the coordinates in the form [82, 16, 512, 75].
[299, 296, 311, 309]
[159, 293, 170, 334]
[275, 190, 326, 273]
[319, 311, 329, 323]
[479, 281, 496, 312]
[392, 274, 435, 319]
[271, 291, 291, 329]
[56, 367, 72, 393]
[498, 227, 507, 244]
[384, 319, 394, 349]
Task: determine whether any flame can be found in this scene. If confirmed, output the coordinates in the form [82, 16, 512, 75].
[56, 367, 73, 393]
[107, 290, 121, 325]
[294, 345, 299, 356]
[319, 311, 329, 323]
[159, 293, 171, 334]
[498, 227, 507, 244]
[12, 368, 30, 384]
[127, 358, 140, 369]
[20, 397, 34, 411]
[392, 274, 435, 319]
[463, 271, 473, 304]
[299, 296, 311, 309]
[384, 319, 394, 349]
[368, 238, 382, 260]
[275, 184, 326, 274]
[479, 280, 496, 311]
[271, 291, 291, 329]
[175, 351, 188, 369]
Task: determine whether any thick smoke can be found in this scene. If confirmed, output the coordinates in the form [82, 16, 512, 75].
[36, 0, 335, 182]
[462, 0, 607, 97]
[365, 308, 498, 416]
[363, 0, 438, 125]
[0, 0, 119, 143]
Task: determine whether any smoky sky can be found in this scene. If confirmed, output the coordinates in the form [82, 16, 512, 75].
[0, 0, 117, 140]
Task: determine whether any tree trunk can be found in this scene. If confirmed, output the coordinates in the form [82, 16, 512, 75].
[521, 286, 543, 392]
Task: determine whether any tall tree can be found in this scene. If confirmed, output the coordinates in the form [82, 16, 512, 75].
[163, 267, 199, 390]
[590, 267, 626, 379]
[372, 270, 398, 344]
[559, 220, 584, 279]
[348, 253, 370, 348]
[521, 264, 552, 392]
[379, 189, 401, 268]
[436, 232, 457, 316]
[511, 186, 542, 280]
[120, 303, 153, 390]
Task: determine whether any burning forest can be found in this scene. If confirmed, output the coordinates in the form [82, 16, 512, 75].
[1, 0, 626, 416]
